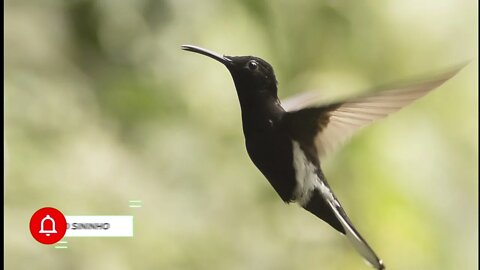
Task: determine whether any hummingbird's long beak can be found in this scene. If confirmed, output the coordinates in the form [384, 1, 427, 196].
[181, 45, 232, 66]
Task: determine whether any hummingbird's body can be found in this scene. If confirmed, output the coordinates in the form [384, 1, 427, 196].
[240, 97, 297, 203]
[181, 45, 463, 270]
[240, 96, 345, 232]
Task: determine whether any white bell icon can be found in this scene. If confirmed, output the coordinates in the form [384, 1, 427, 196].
[39, 214, 57, 236]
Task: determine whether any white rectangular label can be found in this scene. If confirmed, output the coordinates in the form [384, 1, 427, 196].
[65, 216, 133, 237]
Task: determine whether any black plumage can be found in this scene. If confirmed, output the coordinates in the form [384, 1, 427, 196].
[181, 44, 464, 270]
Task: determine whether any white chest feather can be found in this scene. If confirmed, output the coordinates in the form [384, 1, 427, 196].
[291, 140, 333, 206]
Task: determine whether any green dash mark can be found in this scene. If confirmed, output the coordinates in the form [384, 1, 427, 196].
[129, 200, 142, 207]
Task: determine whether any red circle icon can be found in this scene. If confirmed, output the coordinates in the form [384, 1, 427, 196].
[29, 207, 67, 245]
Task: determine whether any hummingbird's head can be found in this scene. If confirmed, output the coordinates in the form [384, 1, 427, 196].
[181, 45, 278, 102]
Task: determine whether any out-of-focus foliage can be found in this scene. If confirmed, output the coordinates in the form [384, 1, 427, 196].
[4, 0, 477, 269]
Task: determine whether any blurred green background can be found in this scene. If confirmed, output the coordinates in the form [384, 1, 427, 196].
[4, 0, 478, 269]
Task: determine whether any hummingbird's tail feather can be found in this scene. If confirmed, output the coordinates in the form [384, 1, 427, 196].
[308, 181, 385, 270]
[327, 195, 385, 269]
[303, 188, 346, 234]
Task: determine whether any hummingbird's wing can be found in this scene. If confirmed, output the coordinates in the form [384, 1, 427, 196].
[282, 66, 464, 158]
[281, 91, 324, 112]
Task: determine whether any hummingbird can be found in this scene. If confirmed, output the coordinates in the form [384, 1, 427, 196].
[181, 44, 463, 269]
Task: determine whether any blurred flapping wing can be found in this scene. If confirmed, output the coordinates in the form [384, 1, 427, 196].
[283, 66, 465, 158]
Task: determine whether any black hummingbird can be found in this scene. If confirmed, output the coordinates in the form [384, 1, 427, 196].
[181, 44, 463, 269]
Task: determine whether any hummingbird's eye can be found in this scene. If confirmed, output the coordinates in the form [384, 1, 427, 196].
[247, 60, 258, 71]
